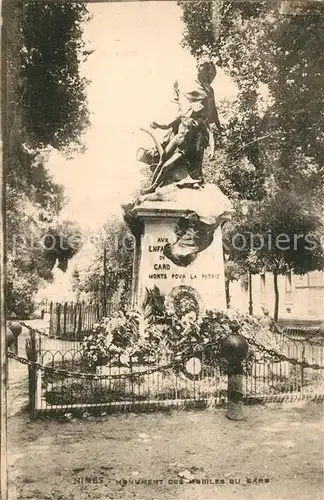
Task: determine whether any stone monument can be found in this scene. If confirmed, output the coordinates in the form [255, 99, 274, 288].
[125, 58, 233, 318]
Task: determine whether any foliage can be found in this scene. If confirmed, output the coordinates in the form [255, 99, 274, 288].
[80, 307, 182, 368]
[5, 1, 91, 315]
[81, 311, 142, 367]
[5, 152, 71, 317]
[44, 381, 131, 406]
[224, 258, 247, 308]
[179, 1, 324, 200]
[224, 259, 246, 285]
[81, 300, 285, 374]
[6, 209, 83, 316]
[20, 1, 91, 152]
[122, 202, 144, 240]
[225, 190, 324, 276]
[6, 257, 39, 318]
[71, 217, 134, 303]
[179, 0, 215, 59]
[143, 286, 166, 322]
[224, 190, 324, 319]
[179, 2, 324, 317]
[44, 374, 217, 406]
[43, 219, 83, 272]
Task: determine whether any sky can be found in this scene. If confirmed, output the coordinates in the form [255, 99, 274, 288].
[47, 1, 238, 232]
[40, 1, 239, 300]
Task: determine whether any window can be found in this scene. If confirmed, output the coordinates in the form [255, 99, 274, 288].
[285, 272, 292, 293]
[308, 271, 324, 288]
[295, 274, 310, 288]
[260, 274, 266, 293]
[240, 275, 249, 292]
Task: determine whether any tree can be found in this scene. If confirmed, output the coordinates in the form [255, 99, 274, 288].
[20, 2, 91, 152]
[71, 217, 134, 307]
[3, 0, 91, 315]
[224, 259, 246, 309]
[179, 0, 324, 199]
[224, 190, 324, 320]
[43, 220, 83, 272]
[179, 1, 324, 317]
[5, 171, 67, 316]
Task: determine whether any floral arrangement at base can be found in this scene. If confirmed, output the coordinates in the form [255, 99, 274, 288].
[81, 310, 142, 367]
[80, 288, 288, 374]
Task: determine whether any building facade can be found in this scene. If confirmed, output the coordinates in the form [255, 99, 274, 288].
[230, 270, 324, 326]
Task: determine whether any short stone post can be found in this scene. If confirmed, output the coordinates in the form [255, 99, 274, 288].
[221, 334, 249, 421]
[7, 320, 22, 355]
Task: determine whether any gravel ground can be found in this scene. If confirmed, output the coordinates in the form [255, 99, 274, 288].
[7, 402, 323, 500]
[7, 320, 324, 500]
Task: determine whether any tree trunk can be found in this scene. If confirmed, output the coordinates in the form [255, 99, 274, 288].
[1, 0, 22, 495]
[225, 280, 230, 308]
[273, 271, 279, 322]
[248, 273, 253, 315]
[211, 0, 223, 42]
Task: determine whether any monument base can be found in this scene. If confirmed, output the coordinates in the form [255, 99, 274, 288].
[131, 183, 233, 317]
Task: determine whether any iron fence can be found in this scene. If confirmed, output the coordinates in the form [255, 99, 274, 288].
[33, 299, 53, 315]
[26, 329, 324, 418]
[48, 299, 130, 340]
[36, 271, 132, 338]
[283, 326, 324, 341]
[48, 301, 107, 340]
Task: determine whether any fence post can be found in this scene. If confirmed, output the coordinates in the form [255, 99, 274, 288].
[63, 302, 67, 338]
[69, 301, 74, 340]
[227, 368, 244, 420]
[130, 355, 134, 407]
[73, 302, 77, 340]
[301, 344, 305, 396]
[77, 303, 82, 340]
[49, 302, 53, 335]
[56, 303, 61, 338]
[26, 331, 40, 419]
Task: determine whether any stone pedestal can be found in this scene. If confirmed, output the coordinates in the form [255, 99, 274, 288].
[131, 186, 232, 315]
[227, 374, 244, 420]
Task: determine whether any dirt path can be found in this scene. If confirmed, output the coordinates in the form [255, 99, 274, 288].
[7, 320, 51, 415]
[7, 401, 323, 500]
[6, 321, 324, 500]
[7, 321, 46, 500]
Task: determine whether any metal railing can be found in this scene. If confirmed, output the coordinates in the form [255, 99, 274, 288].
[22, 328, 324, 418]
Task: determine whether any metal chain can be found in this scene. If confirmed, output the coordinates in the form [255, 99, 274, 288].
[20, 320, 324, 347]
[284, 336, 324, 347]
[12, 323, 324, 379]
[19, 321, 53, 338]
[275, 325, 324, 346]
[8, 341, 324, 379]
[7, 350, 177, 380]
[241, 335, 324, 370]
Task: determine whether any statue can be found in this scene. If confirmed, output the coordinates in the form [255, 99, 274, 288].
[130, 57, 231, 269]
[141, 103, 215, 195]
[137, 58, 223, 194]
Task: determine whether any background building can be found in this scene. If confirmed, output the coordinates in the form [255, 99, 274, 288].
[230, 270, 324, 326]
